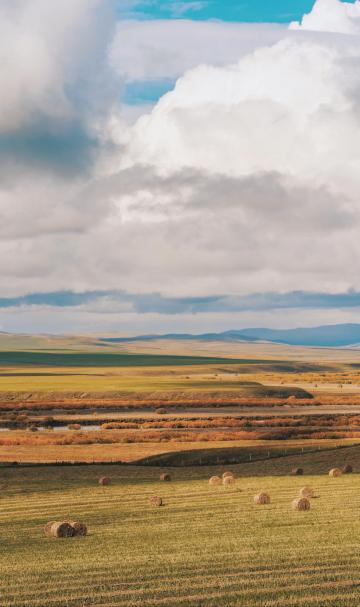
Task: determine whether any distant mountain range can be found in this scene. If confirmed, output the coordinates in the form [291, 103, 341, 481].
[101, 323, 360, 348]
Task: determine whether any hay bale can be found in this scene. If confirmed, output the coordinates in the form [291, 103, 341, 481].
[222, 471, 234, 480]
[291, 467, 303, 476]
[99, 476, 111, 486]
[223, 475, 235, 487]
[149, 496, 163, 507]
[209, 476, 222, 486]
[160, 473, 171, 482]
[43, 521, 57, 537]
[299, 486, 314, 498]
[329, 468, 342, 478]
[45, 522, 74, 538]
[67, 521, 88, 536]
[292, 497, 310, 511]
[254, 492, 270, 505]
[343, 464, 353, 474]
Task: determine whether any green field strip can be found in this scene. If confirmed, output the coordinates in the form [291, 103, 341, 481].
[0, 351, 275, 367]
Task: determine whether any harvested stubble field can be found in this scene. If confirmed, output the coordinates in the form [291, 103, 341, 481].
[2, 452, 360, 607]
[4, 340, 360, 604]
[0, 437, 347, 464]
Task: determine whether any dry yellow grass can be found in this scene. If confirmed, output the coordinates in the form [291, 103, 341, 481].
[3, 462, 360, 606]
[1, 437, 357, 464]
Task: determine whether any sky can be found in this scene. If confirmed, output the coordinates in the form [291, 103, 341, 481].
[118, 1, 316, 22]
[1, 0, 360, 335]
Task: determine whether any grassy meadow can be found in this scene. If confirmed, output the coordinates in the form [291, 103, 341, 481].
[0, 365, 310, 394]
[0, 437, 356, 464]
[0, 332, 360, 396]
[2, 337, 360, 464]
[1, 449, 360, 607]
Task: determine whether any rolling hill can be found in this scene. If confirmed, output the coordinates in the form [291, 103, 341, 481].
[100, 323, 360, 348]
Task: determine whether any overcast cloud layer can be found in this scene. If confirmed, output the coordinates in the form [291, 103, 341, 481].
[2, 0, 360, 333]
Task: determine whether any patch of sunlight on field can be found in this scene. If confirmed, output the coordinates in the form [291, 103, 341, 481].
[1, 464, 360, 606]
[0, 365, 271, 392]
[1, 437, 360, 467]
[1, 437, 356, 464]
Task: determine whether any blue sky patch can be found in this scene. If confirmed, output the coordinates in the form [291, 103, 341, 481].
[122, 79, 176, 105]
[3, 289, 360, 314]
[119, 0, 318, 23]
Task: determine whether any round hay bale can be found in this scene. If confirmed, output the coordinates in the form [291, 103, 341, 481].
[209, 476, 222, 486]
[149, 496, 163, 507]
[155, 408, 167, 415]
[46, 522, 75, 538]
[329, 468, 342, 478]
[99, 476, 111, 486]
[254, 492, 270, 505]
[291, 467, 303, 476]
[160, 473, 171, 482]
[223, 475, 235, 487]
[292, 497, 310, 511]
[299, 486, 314, 499]
[67, 521, 87, 536]
[44, 521, 57, 537]
[222, 471, 234, 480]
[343, 464, 353, 474]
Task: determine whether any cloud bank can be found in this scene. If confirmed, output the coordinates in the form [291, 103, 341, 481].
[2, 0, 360, 332]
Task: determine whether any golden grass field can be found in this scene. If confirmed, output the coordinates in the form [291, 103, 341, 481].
[0, 437, 357, 463]
[3, 337, 360, 604]
[1, 332, 360, 395]
[1, 365, 360, 393]
[2, 336, 360, 464]
[2, 445, 360, 607]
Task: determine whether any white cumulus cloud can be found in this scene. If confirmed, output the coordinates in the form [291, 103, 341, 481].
[3, 0, 360, 331]
[0, 0, 117, 133]
[107, 0, 360, 301]
[290, 0, 360, 34]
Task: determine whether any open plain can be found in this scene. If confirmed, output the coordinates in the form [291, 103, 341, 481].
[1, 450, 360, 607]
[2, 336, 360, 605]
